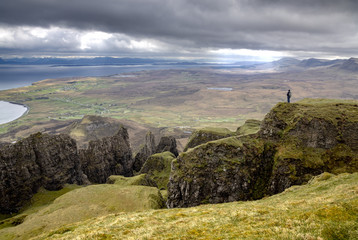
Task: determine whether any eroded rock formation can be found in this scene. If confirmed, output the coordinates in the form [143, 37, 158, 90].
[133, 131, 156, 172]
[79, 126, 133, 183]
[155, 136, 179, 157]
[0, 133, 88, 213]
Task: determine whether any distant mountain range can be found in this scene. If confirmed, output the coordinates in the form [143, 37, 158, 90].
[0, 57, 170, 66]
[0, 56, 357, 71]
[245, 57, 358, 71]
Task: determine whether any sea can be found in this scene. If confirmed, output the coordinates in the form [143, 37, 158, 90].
[0, 101, 28, 125]
[0, 64, 205, 124]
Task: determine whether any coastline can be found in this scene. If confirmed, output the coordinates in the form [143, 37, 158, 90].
[0, 101, 29, 125]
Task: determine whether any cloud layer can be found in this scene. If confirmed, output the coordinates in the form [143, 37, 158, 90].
[1, 0, 358, 59]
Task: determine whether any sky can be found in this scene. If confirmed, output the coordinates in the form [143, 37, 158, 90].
[1, 0, 358, 62]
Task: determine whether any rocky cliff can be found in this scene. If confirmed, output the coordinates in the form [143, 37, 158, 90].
[79, 126, 133, 183]
[133, 131, 156, 172]
[167, 136, 276, 207]
[155, 136, 179, 157]
[0, 133, 88, 214]
[167, 99, 358, 207]
[260, 99, 358, 194]
[0, 125, 135, 213]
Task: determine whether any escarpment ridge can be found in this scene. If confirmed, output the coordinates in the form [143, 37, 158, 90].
[1, 99, 357, 214]
[0, 117, 179, 214]
[167, 99, 358, 207]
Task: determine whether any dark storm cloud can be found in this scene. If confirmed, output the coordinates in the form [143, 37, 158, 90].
[1, 0, 358, 57]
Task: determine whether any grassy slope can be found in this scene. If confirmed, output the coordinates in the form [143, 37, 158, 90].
[0, 179, 164, 240]
[236, 119, 261, 135]
[30, 172, 358, 240]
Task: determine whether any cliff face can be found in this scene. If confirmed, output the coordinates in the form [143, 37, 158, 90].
[0, 133, 88, 213]
[133, 131, 156, 172]
[167, 136, 276, 208]
[260, 100, 358, 194]
[0, 125, 135, 213]
[80, 126, 133, 183]
[167, 99, 358, 208]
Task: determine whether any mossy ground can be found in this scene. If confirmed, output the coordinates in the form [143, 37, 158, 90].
[236, 119, 261, 136]
[272, 99, 358, 129]
[139, 151, 175, 190]
[28, 172, 358, 240]
[0, 185, 80, 227]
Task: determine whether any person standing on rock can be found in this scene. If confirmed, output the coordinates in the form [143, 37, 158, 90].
[287, 89, 291, 103]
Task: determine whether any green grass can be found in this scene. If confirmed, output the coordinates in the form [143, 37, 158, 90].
[184, 127, 235, 151]
[1, 69, 357, 143]
[29, 172, 358, 240]
[0, 185, 80, 228]
[0, 184, 164, 240]
[272, 99, 358, 130]
[107, 174, 156, 187]
[236, 119, 261, 136]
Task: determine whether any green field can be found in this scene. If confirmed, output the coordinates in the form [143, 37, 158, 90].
[0, 67, 357, 145]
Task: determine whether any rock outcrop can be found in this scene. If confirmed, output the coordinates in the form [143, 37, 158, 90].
[65, 115, 122, 149]
[260, 100, 358, 194]
[0, 125, 135, 213]
[0, 133, 88, 213]
[155, 136, 179, 157]
[133, 131, 156, 172]
[167, 136, 276, 207]
[167, 99, 358, 208]
[139, 151, 175, 190]
[183, 127, 234, 151]
[79, 126, 133, 183]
